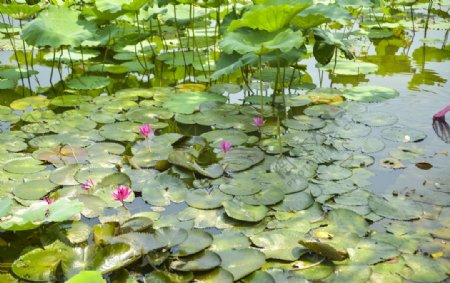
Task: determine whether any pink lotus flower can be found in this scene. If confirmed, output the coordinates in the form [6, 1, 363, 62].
[433, 105, 450, 121]
[81, 179, 94, 191]
[220, 140, 231, 153]
[43, 197, 54, 205]
[253, 117, 264, 127]
[112, 185, 132, 202]
[139, 124, 153, 138]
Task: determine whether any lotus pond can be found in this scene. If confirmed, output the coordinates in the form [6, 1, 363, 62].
[0, 0, 449, 282]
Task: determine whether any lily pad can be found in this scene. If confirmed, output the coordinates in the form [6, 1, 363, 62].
[217, 249, 266, 280]
[10, 96, 49, 110]
[185, 189, 232, 209]
[353, 111, 398, 127]
[343, 86, 399, 102]
[3, 157, 46, 174]
[163, 92, 227, 114]
[222, 199, 268, 222]
[13, 179, 58, 200]
[368, 195, 423, 220]
[220, 148, 265, 173]
[381, 126, 427, 142]
[66, 76, 111, 90]
[170, 251, 221, 272]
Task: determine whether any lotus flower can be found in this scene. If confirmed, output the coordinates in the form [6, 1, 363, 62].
[433, 105, 450, 121]
[139, 124, 153, 138]
[220, 140, 231, 153]
[43, 197, 54, 205]
[112, 185, 131, 202]
[253, 117, 264, 127]
[81, 179, 94, 191]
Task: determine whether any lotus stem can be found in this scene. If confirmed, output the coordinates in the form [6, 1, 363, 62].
[259, 54, 264, 117]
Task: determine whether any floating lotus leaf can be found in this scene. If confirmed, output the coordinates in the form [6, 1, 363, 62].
[220, 28, 304, 55]
[220, 148, 265, 173]
[367, 29, 394, 39]
[13, 179, 58, 200]
[228, 3, 310, 32]
[66, 271, 106, 283]
[90, 243, 140, 274]
[219, 176, 262, 196]
[272, 192, 314, 212]
[343, 86, 399, 102]
[74, 167, 115, 184]
[195, 268, 234, 283]
[326, 265, 371, 283]
[99, 122, 139, 142]
[185, 189, 232, 209]
[368, 195, 423, 220]
[389, 146, 424, 161]
[380, 157, 406, 169]
[217, 249, 266, 280]
[22, 6, 95, 48]
[50, 95, 92, 107]
[173, 229, 213, 256]
[319, 208, 368, 237]
[237, 187, 285, 206]
[155, 227, 188, 248]
[12, 248, 62, 281]
[284, 116, 326, 131]
[222, 199, 268, 222]
[381, 126, 426, 142]
[171, 251, 221, 272]
[242, 270, 275, 283]
[145, 271, 193, 283]
[265, 269, 307, 283]
[210, 232, 251, 252]
[343, 137, 385, 153]
[10, 96, 49, 110]
[349, 239, 399, 265]
[201, 129, 248, 146]
[0, 78, 16, 89]
[163, 92, 227, 114]
[251, 230, 306, 261]
[317, 165, 352, 181]
[168, 151, 223, 179]
[353, 111, 398, 127]
[0, 197, 13, 218]
[293, 254, 335, 280]
[112, 232, 166, 253]
[142, 174, 187, 206]
[340, 154, 374, 168]
[304, 104, 343, 119]
[320, 59, 378, 75]
[66, 76, 111, 90]
[3, 157, 46, 174]
[399, 254, 449, 282]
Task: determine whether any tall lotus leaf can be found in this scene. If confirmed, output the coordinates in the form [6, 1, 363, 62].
[220, 28, 304, 55]
[313, 28, 354, 65]
[228, 3, 311, 32]
[91, 243, 140, 273]
[66, 271, 106, 283]
[0, 3, 42, 20]
[22, 6, 95, 48]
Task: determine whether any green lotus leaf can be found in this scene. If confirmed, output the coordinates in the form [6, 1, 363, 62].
[22, 6, 95, 48]
[242, 271, 275, 283]
[126, 106, 173, 122]
[381, 126, 426, 142]
[66, 271, 106, 283]
[10, 96, 49, 110]
[201, 129, 248, 146]
[368, 195, 423, 220]
[50, 95, 93, 107]
[319, 208, 368, 237]
[313, 28, 354, 65]
[168, 151, 223, 179]
[284, 116, 326, 131]
[210, 232, 251, 252]
[349, 239, 399, 265]
[50, 164, 82, 186]
[326, 265, 371, 283]
[343, 86, 399, 102]
[219, 175, 263, 196]
[163, 92, 227, 114]
[173, 229, 213, 256]
[0, 197, 13, 218]
[12, 248, 62, 281]
[299, 240, 347, 261]
[195, 268, 234, 283]
[142, 174, 187, 206]
[43, 48, 100, 62]
[13, 179, 58, 200]
[220, 148, 265, 173]
[0, 78, 17, 89]
[90, 243, 140, 273]
[366, 29, 394, 39]
[251, 230, 306, 261]
[222, 199, 268, 222]
[320, 59, 378, 76]
[0, 3, 42, 20]
[294, 254, 335, 280]
[298, 3, 351, 22]
[66, 76, 111, 90]
[217, 248, 266, 280]
[343, 137, 385, 153]
[228, 3, 310, 32]
[3, 157, 46, 174]
[145, 270, 193, 283]
[99, 122, 139, 142]
[220, 28, 304, 55]
[389, 146, 424, 161]
[237, 187, 285, 206]
[317, 165, 352, 181]
[112, 232, 167, 253]
[185, 189, 232, 209]
[399, 254, 449, 282]
[272, 191, 314, 212]
[171, 251, 221, 272]
[155, 227, 188, 247]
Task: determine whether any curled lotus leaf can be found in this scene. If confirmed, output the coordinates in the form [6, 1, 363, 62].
[168, 151, 223, 179]
[170, 251, 221, 272]
[12, 248, 63, 281]
[299, 240, 347, 261]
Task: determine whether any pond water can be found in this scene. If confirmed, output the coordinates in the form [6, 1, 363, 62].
[0, 1, 449, 283]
